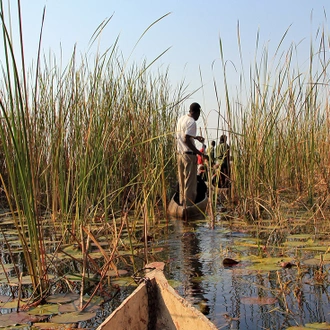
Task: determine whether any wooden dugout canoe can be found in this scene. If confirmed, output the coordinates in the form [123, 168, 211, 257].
[167, 192, 208, 220]
[97, 262, 217, 330]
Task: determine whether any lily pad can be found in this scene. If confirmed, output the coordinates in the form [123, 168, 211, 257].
[302, 246, 329, 252]
[239, 254, 263, 262]
[5, 275, 33, 285]
[88, 252, 105, 259]
[150, 247, 164, 254]
[0, 299, 28, 309]
[320, 253, 330, 261]
[286, 234, 312, 240]
[58, 295, 103, 313]
[28, 304, 59, 316]
[242, 256, 293, 272]
[305, 322, 330, 329]
[61, 246, 83, 259]
[110, 277, 137, 287]
[31, 322, 76, 329]
[105, 269, 128, 277]
[0, 295, 12, 303]
[241, 296, 277, 305]
[234, 241, 260, 248]
[245, 263, 281, 271]
[62, 273, 98, 283]
[0, 325, 30, 330]
[283, 241, 307, 247]
[232, 268, 254, 276]
[45, 293, 80, 304]
[51, 311, 96, 323]
[91, 240, 111, 248]
[0, 263, 15, 273]
[167, 279, 183, 289]
[0, 274, 9, 282]
[63, 274, 82, 282]
[0, 311, 38, 326]
[303, 259, 322, 266]
[116, 250, 135, 256]
[6, 240, 23, 248]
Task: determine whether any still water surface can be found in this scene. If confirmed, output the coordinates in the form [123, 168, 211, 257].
[86, 218, 330, 330]
[155, 219, 328, 329]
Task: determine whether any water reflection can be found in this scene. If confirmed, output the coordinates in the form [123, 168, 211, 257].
[179, 221, 210, 315]
[163, 220, 330, 330]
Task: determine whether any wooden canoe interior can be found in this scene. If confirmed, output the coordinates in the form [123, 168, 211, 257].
[155, 270, 217, 329]
[97, 279, 149, 330]
[97, 268, 217, 330]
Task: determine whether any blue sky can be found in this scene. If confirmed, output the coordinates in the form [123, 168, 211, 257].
[3, 1, 330, 139]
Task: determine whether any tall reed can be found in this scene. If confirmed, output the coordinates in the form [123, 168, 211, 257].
[0, 1, 49, 298]
[214, 20, 330, 222]
[0, 1, 183, 300]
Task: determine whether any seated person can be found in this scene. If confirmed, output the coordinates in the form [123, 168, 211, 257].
[196, 166, 207, 203]
[197, 144, 206, 166]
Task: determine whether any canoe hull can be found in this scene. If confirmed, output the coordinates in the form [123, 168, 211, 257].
[97, 262, 217, 330]
[167, 193, 208, 220]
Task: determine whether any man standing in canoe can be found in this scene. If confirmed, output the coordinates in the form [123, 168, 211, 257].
[176, 102, 208, 208]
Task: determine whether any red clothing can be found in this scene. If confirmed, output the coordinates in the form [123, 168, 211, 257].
[197, 147, 205, 165]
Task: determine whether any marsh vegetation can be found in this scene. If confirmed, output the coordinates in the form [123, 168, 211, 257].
[0, 2, 329, 329]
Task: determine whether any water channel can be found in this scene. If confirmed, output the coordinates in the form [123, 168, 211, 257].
[84, 217, 330, 330]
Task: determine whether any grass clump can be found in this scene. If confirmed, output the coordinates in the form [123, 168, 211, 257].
[212, 21, 330, 227]
[0, 2, 182, 301]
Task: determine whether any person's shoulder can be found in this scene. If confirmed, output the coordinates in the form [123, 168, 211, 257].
[178, 114, 188, 121]
[177, 114, 185, 122]
[177, 114, 188, 127]
[184, 114, 194, 121]
[182, 114, 195, 126]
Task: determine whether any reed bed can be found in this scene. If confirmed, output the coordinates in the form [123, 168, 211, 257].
[0, 0, 330, 307]
[1, 46, 182, 218]
[32, 54, 181, 225]
[212, 23, 330, 226]
[0, 1, 183, 299]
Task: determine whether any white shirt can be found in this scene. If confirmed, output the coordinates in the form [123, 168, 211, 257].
[176, 114, 197, 153]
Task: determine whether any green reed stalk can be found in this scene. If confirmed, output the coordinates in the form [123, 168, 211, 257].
[217, 20, 330, 221]
[0, 2, 186, 307]
[0, 5, 186, 302]
[0, 0, 48, 297]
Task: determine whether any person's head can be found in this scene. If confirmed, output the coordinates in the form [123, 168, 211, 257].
[211, 140, 215, 147]
[220, 135, 227, 143]
[189, 102, 201, 120]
